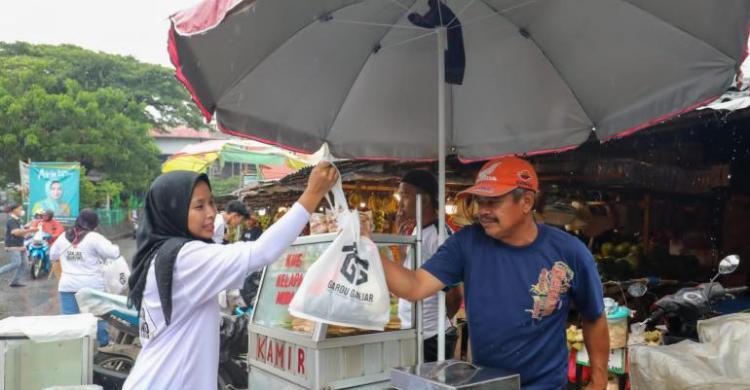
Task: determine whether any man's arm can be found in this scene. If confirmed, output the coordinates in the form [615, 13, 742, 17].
[445, 285, 464, 319]
[381, 258, 445, 301]
[11, 225, 33, 237]
[581, 313, 609, 390]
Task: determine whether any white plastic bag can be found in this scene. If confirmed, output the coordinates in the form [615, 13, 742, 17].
[629, 313, 750, 390]
[101, 256, 130, 294]
[288, 177, 390, 330]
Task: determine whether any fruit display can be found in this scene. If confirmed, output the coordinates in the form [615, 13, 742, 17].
[566, 325, 585, 351]
[594, 241, 644, 281]
[596, 237, 704, 282]
[345, 189, 399, 233]
[257, 213, 271, 230]
[644, 330, 661, 345]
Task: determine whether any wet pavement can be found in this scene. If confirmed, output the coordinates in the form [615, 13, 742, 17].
[0, 236, 137, 319]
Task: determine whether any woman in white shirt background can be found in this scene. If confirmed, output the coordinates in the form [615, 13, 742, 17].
[50, 209, 120, 346]
[123, 162, 337, 390]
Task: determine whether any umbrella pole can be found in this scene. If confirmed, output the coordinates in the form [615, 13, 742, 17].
[437, 27, 448, 362]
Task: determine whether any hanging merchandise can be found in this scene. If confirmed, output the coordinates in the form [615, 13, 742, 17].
[289, 177, 390, 330]
[347, 191, 362, 210]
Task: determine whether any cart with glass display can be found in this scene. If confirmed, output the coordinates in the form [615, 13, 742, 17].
[248, 231, 423, 389]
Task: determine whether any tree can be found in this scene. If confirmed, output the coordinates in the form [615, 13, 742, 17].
[0, 42, 206, 193]
[80, 175, 125, 209]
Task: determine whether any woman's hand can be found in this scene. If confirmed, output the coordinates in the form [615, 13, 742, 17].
[298, 162, 339, 213]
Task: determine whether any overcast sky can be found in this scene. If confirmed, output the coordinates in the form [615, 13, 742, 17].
[0, 0, 202, 67]
[2, 1, 749, 76]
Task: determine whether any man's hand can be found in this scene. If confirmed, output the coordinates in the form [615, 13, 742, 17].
[298, 162, 339, 213]
[581, 313, 610, 390]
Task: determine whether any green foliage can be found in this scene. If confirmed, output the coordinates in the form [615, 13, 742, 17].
[79, 175, 98, 209]
[80, 174, 125, 209]
[0, 41, 207, 192]
[209, 176, 243, 196]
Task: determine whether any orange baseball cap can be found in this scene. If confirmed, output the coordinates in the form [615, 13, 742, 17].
[457, 157, 538, 199]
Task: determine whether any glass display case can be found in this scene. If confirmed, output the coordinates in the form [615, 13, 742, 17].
[248, 233, 419, 390]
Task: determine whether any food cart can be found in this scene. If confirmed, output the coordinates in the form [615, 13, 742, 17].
[248, 232, 421, 389]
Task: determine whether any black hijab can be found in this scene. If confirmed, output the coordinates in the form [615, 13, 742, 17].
[128, 171, 212, 325]
[65, 209, 99, 244]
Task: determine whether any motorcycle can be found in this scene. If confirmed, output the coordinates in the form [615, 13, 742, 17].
[629, 255, 750, 389]
[638, 255, 747, 344]
[25, 225, 51, 279]
[219, 312, 250, 390]
[75, 288, 250, 390]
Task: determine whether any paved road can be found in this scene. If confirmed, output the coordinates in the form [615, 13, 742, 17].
[0, 236, 137, 319]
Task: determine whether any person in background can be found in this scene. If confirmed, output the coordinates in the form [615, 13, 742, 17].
[240, 214, 263, 242]
[30, 209, 64, 245]
[396, 170, 464, 362]
[2, 202, 34, 287]
[50, 209, 120, 346]
[212, 200, 250, 244]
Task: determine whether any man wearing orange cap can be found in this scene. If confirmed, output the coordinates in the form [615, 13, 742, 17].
[381, 157, 609, 390]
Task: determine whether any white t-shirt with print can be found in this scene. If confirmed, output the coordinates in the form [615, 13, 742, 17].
[398, 224, 451, 338]
[50, 232, 120, 293]
[123, 202, 309, 390]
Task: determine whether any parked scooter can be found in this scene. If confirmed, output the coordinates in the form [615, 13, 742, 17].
[638, 255, 747, 344]
[219, 313, 250, 389]
[74, 288, 139, 390]
[629, 255, 750, 389]
[75, 288, 250, 390]
[25, 225, 51, 279]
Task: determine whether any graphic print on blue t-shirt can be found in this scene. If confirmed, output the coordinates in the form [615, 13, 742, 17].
[422, 224, 604, 390]
[527, 261, 574, 322]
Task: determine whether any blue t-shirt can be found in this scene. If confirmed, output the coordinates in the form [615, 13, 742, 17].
[422, 223, 604, 390]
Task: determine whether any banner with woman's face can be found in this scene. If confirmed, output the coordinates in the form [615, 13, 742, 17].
[28, 162, 80, 222]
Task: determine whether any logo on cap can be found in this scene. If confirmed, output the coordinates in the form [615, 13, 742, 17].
[518, 170, 532, 182]
[477, 162, 500, 182]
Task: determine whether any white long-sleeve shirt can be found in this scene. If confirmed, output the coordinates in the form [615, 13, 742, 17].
[50, 232, 120, 293]
[123, 202, 309, 390]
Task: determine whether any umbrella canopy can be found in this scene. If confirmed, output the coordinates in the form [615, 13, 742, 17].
[169, 0, 750, 160]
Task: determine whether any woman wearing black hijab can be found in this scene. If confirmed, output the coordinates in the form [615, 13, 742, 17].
[49, 209, 120, 346]
[123, 163, 337, 390]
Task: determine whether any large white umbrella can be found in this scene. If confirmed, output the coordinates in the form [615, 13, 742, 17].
[168, 0, 750, 360]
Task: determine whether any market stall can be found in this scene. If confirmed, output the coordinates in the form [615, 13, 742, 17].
[526, 107, 750, 389]
[237, 160, 475, 233]
[248, 232, 421, 389]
